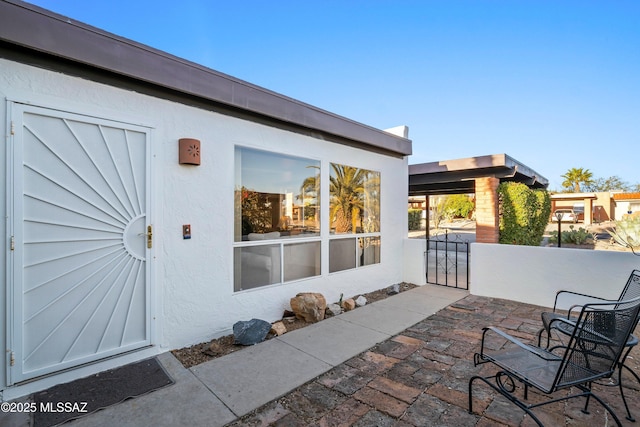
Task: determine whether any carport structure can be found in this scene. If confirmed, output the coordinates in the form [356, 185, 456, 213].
[409, 154, 548, 243]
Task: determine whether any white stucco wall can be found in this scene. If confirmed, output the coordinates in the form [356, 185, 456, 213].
[470, 242, 639, 309]
[614, 199, 640, 220]
[0, 59, 408, 395]
[403, 238, 427, 286]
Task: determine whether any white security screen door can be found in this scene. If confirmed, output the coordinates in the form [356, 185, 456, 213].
[7, 103, 152, 384]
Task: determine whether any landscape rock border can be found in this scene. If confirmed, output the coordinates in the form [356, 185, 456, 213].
[172, 283, 417, 368]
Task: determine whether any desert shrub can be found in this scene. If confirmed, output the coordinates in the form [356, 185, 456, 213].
[548, 226, 593, 245]
[408, 208, 422, 231]
[443, 194, 474, 218]
[498, 182, 551, 246]
[608, 213, 640, 248]
[431, 197, 448, 229]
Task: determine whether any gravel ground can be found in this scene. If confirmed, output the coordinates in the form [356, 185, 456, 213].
[171, 283, 418, 369]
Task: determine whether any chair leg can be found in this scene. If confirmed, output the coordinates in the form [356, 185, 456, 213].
[618, 368, 635, 422]
[575, 384, 624, 427]
[471, 374, 625, 427]
[618, 346, 638, 422]
[582, 382, 592, 415]
[469, 374, 545, 427]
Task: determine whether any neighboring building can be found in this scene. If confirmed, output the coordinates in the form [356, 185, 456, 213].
[550, 193, 601, 224]
[0, 1, 411, 398]
[613, 192, 640, 219]
[551, 192, 640, 224]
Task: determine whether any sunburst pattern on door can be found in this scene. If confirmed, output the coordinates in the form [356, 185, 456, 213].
[12, 106, 151, 382]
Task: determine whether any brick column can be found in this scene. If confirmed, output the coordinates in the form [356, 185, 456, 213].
[475, 177, 500, 244]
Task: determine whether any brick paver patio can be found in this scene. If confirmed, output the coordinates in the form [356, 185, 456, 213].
[227, 294, 640, 426]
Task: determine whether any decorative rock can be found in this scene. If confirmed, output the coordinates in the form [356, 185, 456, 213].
[326, 303, 343, 316]
[387, 284, 400, 295]
[270, 321, 287, 336]
[233, 318, 272, 345]
[290, 292, 327, 323]
[355, 296, 367, 307]
[207, 341, 225, 356]
[342, 298, 356, 311]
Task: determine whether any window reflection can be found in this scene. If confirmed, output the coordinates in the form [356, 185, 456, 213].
[234, 147, 321, 291]
[235, 147, 320, 241]
[328, 163, 381, 273]
[358, 237, 381, 267]
[329, 163, 380, 234]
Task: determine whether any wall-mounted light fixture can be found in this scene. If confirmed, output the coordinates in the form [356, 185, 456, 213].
[179, 138, 201, 165]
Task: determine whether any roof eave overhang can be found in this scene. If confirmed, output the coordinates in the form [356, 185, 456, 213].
[408, 154, 549, 196]
[550, 193, 598, 200]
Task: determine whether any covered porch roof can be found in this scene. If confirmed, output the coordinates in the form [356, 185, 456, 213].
[409, 153, 549, 196]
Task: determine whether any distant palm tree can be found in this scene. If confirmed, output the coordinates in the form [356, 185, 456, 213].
[561, 168, 594, 193]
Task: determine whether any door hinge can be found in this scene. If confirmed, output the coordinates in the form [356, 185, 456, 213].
[10, 236, 15, 251]
[10, 121, 15, 136]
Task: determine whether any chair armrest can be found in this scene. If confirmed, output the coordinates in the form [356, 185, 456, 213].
[548, 316, 577, 332]
[549, 315, 617, 346]
[481, 326, 558, 361]
[553, 290, 607, 312]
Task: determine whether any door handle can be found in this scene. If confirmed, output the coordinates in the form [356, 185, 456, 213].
[146, 225, 152, 249]
[138, 225, 153, 249]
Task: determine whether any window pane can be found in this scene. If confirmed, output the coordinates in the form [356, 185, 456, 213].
[234, 245, 281, 291]
[235, 147, 320, 242]
[329, 163, 380, 234]
[284, 242, 321, 282]
[358, 237, 381, 267]
[329, 238, 356, 273]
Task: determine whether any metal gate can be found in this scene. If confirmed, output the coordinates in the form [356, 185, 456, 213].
[426, 231, 469, 289]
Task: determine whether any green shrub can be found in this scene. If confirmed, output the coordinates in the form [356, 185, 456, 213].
[443, 194, 475, 218]
[548, 226, 593, 245]
[498, 182, 551, 246]
[533, 189, 552, 240]
[408, 208, 422, 231]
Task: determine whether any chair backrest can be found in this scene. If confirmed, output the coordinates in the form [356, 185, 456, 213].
[555, 296, 640, 390]
[618, 269, 640, 306]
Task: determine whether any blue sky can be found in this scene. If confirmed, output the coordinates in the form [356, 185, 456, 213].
[27, 0, 640, 191]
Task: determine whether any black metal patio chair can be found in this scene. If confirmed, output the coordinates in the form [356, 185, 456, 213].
[469, 297, 640, 427]
[537, 269, 640, 421]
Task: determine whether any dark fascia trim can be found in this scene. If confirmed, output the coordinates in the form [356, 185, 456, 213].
[0, 41, 403, 158]
[409, 153, 548, 187]
[0, 0, 411, 157]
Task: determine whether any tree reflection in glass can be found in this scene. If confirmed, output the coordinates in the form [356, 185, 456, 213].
[329, 163, 380, 234]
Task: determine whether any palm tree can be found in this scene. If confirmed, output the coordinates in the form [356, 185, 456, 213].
[561, 168, 594, 193]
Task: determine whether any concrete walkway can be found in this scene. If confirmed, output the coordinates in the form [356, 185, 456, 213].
[12, 284, 466, 427]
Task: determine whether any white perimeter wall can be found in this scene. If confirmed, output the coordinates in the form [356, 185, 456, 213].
[0, 60, 408, 389]
[403, 238, 427, 286]
[470, 243, 639, 309]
